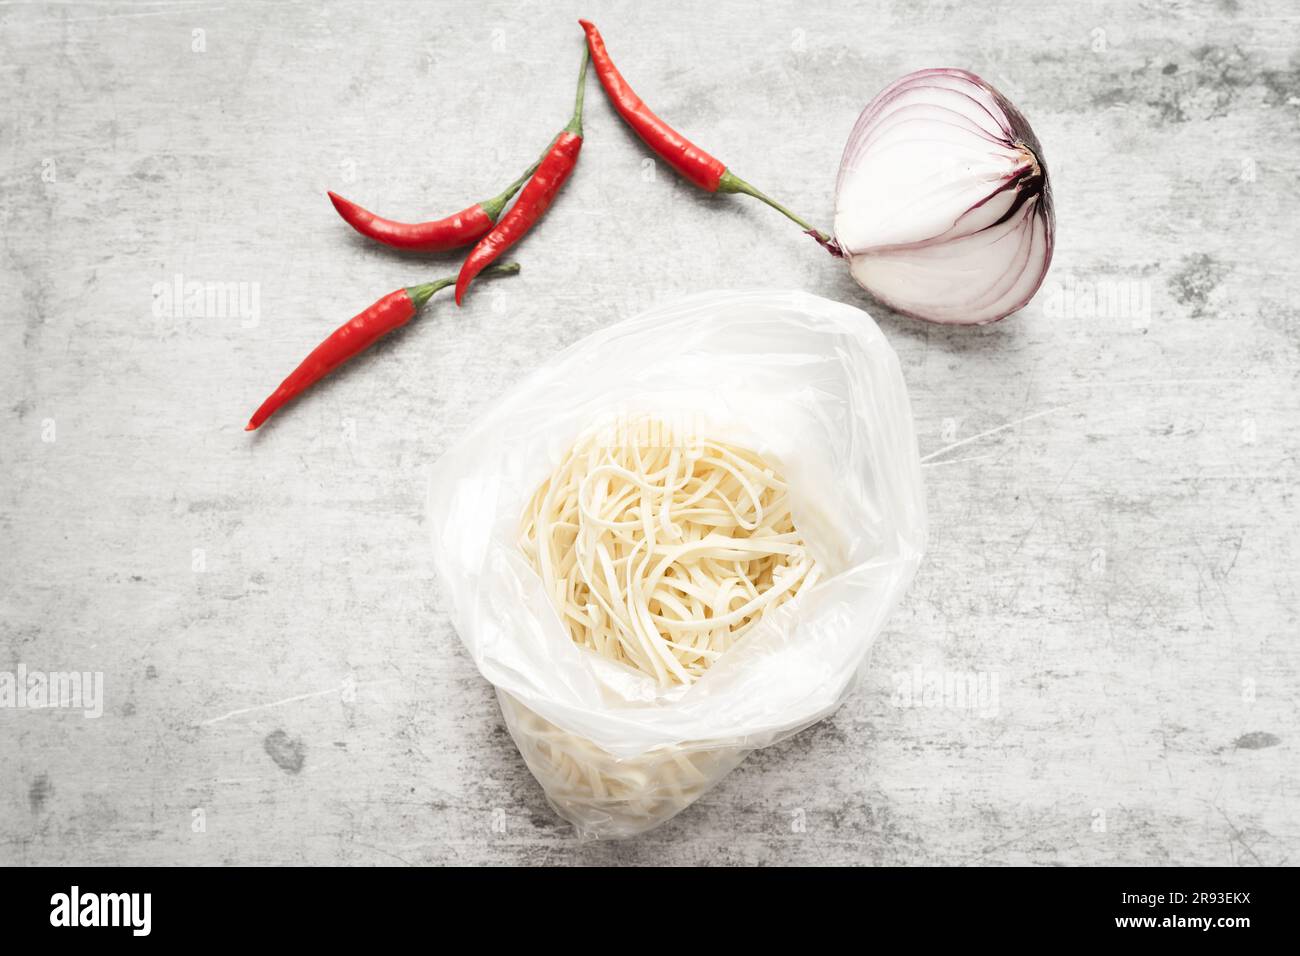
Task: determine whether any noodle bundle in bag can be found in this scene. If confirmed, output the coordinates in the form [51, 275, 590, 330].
[428, 290, 926, 838]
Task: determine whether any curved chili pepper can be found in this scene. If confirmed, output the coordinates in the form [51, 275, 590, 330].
[245, 263, 520, 431]
[578, 19, 836, 251]
[327, 161, 538, 253]
[579, 19, 724, 192]
[455, 48, 589, 305]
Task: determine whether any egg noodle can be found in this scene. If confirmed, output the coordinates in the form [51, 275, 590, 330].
[497, 689, 748, 836]
[520, 416, 821, 685]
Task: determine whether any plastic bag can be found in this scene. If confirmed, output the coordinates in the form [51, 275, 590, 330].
[428, 290, 926, 838]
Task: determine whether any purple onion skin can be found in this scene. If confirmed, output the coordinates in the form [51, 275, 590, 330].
[989, 82, 1055, 282]
[836, 68, 1055, 326]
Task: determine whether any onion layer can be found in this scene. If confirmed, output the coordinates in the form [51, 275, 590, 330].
[834, 68, 1055, 325]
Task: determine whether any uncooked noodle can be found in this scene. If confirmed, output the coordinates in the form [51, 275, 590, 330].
[520, 416, 821, 685]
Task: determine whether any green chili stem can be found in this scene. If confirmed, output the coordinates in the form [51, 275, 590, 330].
[481, 163, 541, 222]
[564, 46, 590, 137]
[717, 170, 833, 246]
[407, 262, 520, 308]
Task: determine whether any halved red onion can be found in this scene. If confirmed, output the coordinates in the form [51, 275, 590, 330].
[834, 68, 1054, 325]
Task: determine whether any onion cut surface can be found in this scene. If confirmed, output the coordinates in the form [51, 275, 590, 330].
[835, 68, 1055, 325]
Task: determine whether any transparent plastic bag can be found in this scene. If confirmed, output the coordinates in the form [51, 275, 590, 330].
[428, 290, 926, 838]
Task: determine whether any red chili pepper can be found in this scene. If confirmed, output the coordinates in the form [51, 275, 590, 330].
[455, 48, 589, 305]
[578, 19, 836, 250]
[579, 19, 725, 192]
[245, 263, 520, 431]
[327, 161, 538, 253]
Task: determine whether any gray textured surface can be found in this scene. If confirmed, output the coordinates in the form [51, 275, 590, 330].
[2, 0, 1297, 866]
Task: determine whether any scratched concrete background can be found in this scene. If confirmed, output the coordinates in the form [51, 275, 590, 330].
[1, 0, 1297, 866]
